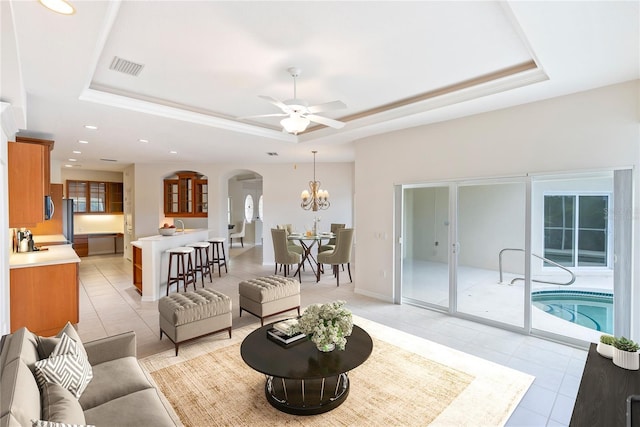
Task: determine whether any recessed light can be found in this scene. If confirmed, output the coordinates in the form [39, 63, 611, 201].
[64, 164, 73, 168]
[138, 139, 149, 143]
[78, 140, 89, 144]
[72, 150, 81, 154]
[169, 150, 177, 154]
[68, 158, 77, 162]
[84, 125, 98, 130]
[39, 0, 75, 15]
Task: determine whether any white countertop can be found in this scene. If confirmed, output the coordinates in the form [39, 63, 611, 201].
[32, 234, 68, 244]
[133, 228, 209, 242]
[10, 244, 81, 269]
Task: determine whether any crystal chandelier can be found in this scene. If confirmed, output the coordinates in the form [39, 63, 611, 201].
[300, 151, 329, 211]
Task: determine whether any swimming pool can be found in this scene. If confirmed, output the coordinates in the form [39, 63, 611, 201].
[531, 290, 613, 334]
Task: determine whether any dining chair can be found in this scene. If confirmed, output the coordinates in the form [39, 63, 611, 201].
[230, 219, 246, 247]
[272, 228, 302, 281]
[319, 223, 345, 252]
[278, 223, 303, 255]
[316, 228, 354, 286]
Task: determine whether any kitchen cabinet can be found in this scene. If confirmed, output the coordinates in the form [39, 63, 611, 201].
[8, 138, 54, 227]
[73, 234, 88, 257]
[10, 261, 79, 336]
[164, 172, 208, 217]
[67, 180, 123, 214]
[132, 245, 142, 294]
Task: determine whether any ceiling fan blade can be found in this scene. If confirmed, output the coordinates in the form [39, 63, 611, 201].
[238, 113, 288, 120]
[307, 100, 347, 114]
[306, 114, 345, 129]
[258, 95, 291, 113]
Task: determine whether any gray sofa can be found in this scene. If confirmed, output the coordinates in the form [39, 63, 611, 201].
[0, 323, 175, 426]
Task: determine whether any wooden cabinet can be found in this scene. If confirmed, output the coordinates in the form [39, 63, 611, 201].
[9, 142, 44, 227]
[10, 262, 79, 336]
[73, 234, 88, 257]
[67, 180, 123, 214]
[132, 245, 142, 294]
[164, 172, 207, 217]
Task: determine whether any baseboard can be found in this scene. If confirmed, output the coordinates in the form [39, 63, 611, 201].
[354, 287, 394, 303]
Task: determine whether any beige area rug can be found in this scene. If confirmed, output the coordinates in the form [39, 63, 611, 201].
[140, 316, 534, 426]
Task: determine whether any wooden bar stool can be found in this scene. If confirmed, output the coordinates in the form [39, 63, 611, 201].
[208, 237, 228, 277]
[186, 241, 213, 286]
[166, 247, 196, 295]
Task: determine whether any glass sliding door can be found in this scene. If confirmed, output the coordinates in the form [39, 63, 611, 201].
[531, 172, 618, 343]
[456, 179, 527, 328]
[401, 185, 450, 309]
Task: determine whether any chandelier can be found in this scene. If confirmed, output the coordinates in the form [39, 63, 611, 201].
[300, 151, 329, 211]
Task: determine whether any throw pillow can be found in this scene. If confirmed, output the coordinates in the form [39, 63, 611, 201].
[34, 333, 93, 399]
[37, 323, 87, 360]
[41, 382, 86, 424]
[32, 421, 95, 427]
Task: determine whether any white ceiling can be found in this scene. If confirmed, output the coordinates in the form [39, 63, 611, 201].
[2, 1, 638, 171]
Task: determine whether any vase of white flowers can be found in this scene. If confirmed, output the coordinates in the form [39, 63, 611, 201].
[292, 301, 353, 351]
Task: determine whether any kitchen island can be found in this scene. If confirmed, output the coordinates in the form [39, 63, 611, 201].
[131, 228, 210, 301]
[9, 242, 81, 335]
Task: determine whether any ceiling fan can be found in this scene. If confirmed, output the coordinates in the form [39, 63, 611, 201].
[242, 67, 347, 135]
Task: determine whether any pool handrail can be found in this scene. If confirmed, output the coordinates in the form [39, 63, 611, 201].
[498, 248, 576, 286]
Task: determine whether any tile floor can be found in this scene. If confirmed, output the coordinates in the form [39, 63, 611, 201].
[76, 245, 586, 427]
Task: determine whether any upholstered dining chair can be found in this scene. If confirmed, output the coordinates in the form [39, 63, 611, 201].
[278, 223, 303, 255]
[272, 228, 302, 281]
[319, 223, 345, 253]
[230, 219, 246, 247]
[316, 228, 354, 286]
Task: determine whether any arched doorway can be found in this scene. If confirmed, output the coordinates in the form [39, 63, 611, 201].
[227, 170, 263, 247]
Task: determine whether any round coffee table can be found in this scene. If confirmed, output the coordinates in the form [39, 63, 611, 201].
[240, 323, 373, 415]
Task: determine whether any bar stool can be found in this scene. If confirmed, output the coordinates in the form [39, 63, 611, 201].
[186, 241, 213, 286]
[166, 247, 196, 295]
[208, 237, 228, 277]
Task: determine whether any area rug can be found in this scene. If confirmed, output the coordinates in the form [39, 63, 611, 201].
[140, 316, 534, 426]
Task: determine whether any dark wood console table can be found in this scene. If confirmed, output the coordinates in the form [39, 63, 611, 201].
[571, 343, 640, 426]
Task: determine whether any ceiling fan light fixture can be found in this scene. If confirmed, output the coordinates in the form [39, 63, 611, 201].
[281, 115, 310, 134]
[39, 0, 75, 15]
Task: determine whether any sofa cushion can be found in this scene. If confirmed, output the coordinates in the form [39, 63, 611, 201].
[41, 382, 86, 424]
[34, 334, 93, 399]
[78, 356, 152, 411]
[83, 389, 176, 427]
[1, 327, 40, 374]
[0, 359, 41, 427]
[37, 323, 87, 361]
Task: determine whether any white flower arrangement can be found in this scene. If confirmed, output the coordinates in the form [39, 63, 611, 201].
[291, 300, 353, 351]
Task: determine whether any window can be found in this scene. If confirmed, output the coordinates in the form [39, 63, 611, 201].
[544, 194, 610, 267]
[258, 195, 264, 221]
[227, 197, 232, 225]
[244, 194, 254, 223]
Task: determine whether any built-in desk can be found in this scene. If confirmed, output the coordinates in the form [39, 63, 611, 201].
[131, 229, 210, 301]
[571, 343, 640, 426]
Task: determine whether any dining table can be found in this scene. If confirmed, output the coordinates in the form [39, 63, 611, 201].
[287, 233, 334, 279]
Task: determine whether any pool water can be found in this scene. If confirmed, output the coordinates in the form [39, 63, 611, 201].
[532, 290, 613, 334]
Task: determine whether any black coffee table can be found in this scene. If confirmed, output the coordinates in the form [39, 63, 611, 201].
[240, 323, 373, 415]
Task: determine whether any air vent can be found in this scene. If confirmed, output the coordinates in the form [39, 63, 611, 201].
[266, 152, 279, 156]
[109, 56, 144, 76]
[100, 158, 117, 162]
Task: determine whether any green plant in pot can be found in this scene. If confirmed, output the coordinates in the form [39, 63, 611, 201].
[596, 334, 616, 359]
[613, 336, 640, 370]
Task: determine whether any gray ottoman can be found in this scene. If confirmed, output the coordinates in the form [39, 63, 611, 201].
[159, 288, 232, 356]
[239, 276, 301, 325]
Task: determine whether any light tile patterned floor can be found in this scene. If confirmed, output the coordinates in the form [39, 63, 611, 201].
[76, 245, 586, 427]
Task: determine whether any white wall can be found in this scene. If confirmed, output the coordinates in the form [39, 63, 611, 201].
[0, 103, 16, 335]
[354, 81, 640, 313]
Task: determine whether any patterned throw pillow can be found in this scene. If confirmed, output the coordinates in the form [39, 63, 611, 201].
[32, 421, 95, 427]
[34, 333, 93, 399]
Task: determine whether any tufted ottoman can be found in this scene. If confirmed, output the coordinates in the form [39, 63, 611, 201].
[239, 276, 301, 326]
[159, 288, 232, 356]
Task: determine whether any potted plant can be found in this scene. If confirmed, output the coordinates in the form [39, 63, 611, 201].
[596, 334, 616, 359]
[291, 300, 353, 352]
[613, 336, 640, 370]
